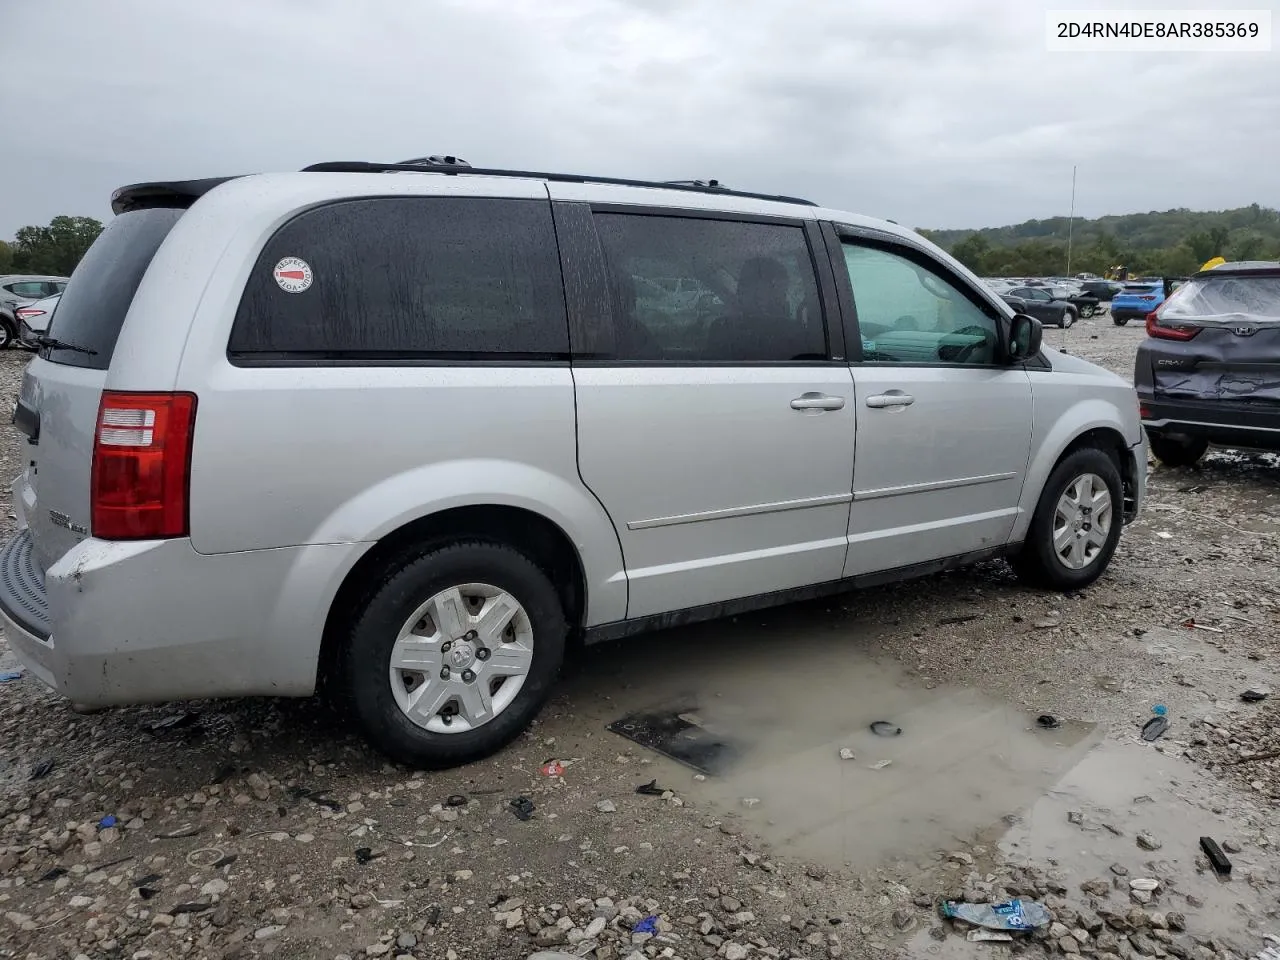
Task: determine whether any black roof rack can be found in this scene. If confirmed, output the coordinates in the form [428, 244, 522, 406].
[302, 161, 817, 206]
[111, 161, 817, 216]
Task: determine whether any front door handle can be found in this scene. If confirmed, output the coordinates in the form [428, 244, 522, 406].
[791, 393, 846, 411]
[866, 393, 915, 409]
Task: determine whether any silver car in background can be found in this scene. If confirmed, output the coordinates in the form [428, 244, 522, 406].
[0, 160, 1147, 769]
[0, 275, 68, 349]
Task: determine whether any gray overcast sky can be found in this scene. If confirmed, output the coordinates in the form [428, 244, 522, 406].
[1, 0, 1277, 238]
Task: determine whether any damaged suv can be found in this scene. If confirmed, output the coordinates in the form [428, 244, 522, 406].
[1137, 261, 1280, 466]
[1, 160, 1146, 768]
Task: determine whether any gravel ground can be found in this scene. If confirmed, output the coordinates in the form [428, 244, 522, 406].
[0, 315, 1278, 960]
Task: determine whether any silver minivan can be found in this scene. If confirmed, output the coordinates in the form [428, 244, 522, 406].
[1, 160, 1146, 767]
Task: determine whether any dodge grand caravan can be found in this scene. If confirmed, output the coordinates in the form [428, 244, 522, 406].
[0, 159, 1147, 768]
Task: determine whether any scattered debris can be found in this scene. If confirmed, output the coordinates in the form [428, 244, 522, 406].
[870, 721, 901, 737]
[635, 779, 666, 796]
[1155, 531, 1173, 540]
[508, 796, 535, 821]
[1141, 716, 1169, 741]
[170, 901, 213, 915]
[1067, 810, 1084, 825]
[28, 757, 54, 781]
[607, 707, 741, 775]
[158, 824, 202, 839]
[286, 785, 343, 811]
[1036, 714, 1061, 729]
[1152, 703, 1168, 716]
[540, 760, 566, 777]
[967, 929, 1014, 942]
[444, 794, 468, 807]
[741, 798, 760, 808]
[633, 916, 659, 935]
[838, 747, 856, 760]
[186, 848, 228, 869]
[38, 867, 67, 882]
[1136, 831, 1163, 851]
[0, 670, 23, 682]
[354, 847, 379, 865]
[937, 614, 979, 625]
[1130, 878, 1160, 892]
[595, 799, 617, 813]
[939, 898, 1050, 931]
[867, 759, 892, 770]
[1241, 688, 1271, 703]
[1183, 619, 1224, 633]
[140, 711, 200, 733]
[1200, 836, 1232, 876]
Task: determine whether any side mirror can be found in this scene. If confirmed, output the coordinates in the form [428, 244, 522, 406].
[1008, 313, 1042, 361]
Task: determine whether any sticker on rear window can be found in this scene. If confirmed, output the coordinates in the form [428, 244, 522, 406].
[273, 257, 313, 294]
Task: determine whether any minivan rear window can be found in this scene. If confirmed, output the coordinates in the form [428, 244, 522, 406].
[42, 208, 183, 370]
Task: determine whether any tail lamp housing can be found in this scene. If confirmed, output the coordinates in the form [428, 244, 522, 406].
[91, 392, 197, 540]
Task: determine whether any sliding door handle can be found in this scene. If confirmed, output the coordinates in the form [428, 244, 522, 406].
[866, 393, 915, 408]
[791, 393, 846, 411]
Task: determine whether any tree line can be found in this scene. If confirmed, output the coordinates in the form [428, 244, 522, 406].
[0, 216, 104, 277]
[919, 203, 1280, 277]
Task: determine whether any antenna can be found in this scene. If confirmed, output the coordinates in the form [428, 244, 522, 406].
[1067, 165, 1077, 275]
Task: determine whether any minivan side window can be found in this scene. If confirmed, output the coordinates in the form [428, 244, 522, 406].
[839, 241, 1000, 366]
[229, 198, 568, 361]
[592, 213, 827, 363]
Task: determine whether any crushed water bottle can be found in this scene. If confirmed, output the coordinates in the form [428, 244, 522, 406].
[940, 898, 1052, 931]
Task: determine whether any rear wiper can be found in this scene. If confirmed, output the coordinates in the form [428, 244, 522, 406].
[32, 335, 97, 356]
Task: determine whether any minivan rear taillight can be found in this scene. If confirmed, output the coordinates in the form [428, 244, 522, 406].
[91, 392, 197, 540]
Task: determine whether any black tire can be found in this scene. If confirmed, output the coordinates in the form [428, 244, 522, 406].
[1013, 447, 1124, 591]
[0, 321, 13, 350]
[343, 539, 567, 768]
[1148, 433, 1208, 468]
[1113, 316, 1129, 327]
[1061, 308, 1077, 329]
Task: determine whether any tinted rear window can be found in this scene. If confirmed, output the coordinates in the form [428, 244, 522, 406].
[43, 209, 183, 370]
[228, 197, 568, 362]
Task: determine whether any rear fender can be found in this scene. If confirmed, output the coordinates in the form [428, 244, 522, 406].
[305, 458, 627, 626]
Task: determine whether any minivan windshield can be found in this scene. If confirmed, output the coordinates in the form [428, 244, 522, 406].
[42, 208, 183, 370]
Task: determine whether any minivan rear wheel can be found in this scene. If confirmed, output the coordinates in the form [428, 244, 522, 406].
[1147, 433, 1208, 468]
[343, 540, 566, 768]
[1012, 448, 1123, 591]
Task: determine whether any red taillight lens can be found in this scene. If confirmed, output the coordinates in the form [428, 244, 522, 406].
[1145, 310, 1201, 342]
[1139, 295, 1156, 301]
[91, 392, 197, 540]
[14, 308, 44, 321]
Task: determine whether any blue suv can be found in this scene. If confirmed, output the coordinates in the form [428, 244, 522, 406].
[1110, 280, 1166, 326]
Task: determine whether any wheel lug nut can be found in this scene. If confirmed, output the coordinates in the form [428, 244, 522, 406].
[476, 648, 491, 661]
[465, 630, 478, 641]
[462, 670, 475, 683]
[441, 641, 452, 652]
[440, 667, 450, 680]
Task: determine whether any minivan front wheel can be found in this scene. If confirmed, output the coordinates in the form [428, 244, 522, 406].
[1013, 448, 1123, 591]
[344, 540, 567, 768]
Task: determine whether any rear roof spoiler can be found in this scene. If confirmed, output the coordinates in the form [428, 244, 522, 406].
[111, 177, 241, 214]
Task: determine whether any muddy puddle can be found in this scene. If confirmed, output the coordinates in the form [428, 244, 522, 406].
[569, 604, 1098, 869]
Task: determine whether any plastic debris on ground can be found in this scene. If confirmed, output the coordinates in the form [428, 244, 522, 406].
[838, 747, 856, 760]
[869, 721, 902, 737]
[968, 929, 1014, 942]
[286, 785, 342, 811]
[540, 760, 566, 777]
[1130, 878, 1160, 892]
[607, 706, 741, 775]
[354, 847, 379, 864]
[868, 759, 892, 770]
[445, 794, 468, 807]
[140, 711, 200, 733]
[1036, 714, 1061, 729]
[1152, 703, 1168, 716]
[633, 916, 659, 935]
[1183, 619, 1223, 633]
[99, 815, 117, 829]
[1141, 716, 1169, 741]
[0, 670, 22, 682]
[1200, 836, 1233, 875]
[939, 898, 1051, 932]
[1241, 688, 1271, 702]
[508, 796, 535, 821]
[28, 757, 54, 781]
[635, 779, 666, 796]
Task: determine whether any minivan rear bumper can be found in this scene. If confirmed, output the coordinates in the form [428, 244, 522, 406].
[0, 530, 360, 707]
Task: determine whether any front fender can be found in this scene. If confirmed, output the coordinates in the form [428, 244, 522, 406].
[1014, 397, 1138, 543]
[307, 458, 627, 626]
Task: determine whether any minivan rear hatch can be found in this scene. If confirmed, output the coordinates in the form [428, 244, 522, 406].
[1148, 266, 1280, 404]
[14, 206, 185, 572]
